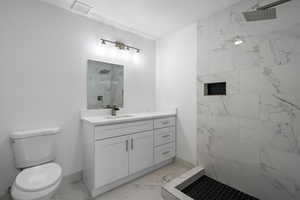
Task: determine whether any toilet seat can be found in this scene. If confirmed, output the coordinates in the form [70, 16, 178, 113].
[15, 162, 62, 192]
[11, 162, 62, 200]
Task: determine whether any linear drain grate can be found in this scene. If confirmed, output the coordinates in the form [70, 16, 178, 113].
[181, 175, 259, 200]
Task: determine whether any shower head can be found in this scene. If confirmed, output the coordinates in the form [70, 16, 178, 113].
[243, 0, 292, 22]
[243, 8, 276, 22]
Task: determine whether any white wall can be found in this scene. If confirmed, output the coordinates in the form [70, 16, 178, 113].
[156, 23, 198, 165]
[0, 0, 156, 196]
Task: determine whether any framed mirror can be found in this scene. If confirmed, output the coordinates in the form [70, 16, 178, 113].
[87, 60, 124, 109]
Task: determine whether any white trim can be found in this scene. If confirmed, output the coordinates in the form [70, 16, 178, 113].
[61, 171, 82, 185]
[174, 157, 195, 169]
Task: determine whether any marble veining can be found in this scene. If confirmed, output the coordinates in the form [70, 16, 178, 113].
[197, 0, 300, 199]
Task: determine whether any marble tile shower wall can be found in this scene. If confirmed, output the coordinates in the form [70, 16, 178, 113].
[197, 0, 300, 199]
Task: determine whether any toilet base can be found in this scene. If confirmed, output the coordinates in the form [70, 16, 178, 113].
[11, 177, 61, 200]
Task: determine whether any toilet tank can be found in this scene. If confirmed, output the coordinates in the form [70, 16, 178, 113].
[10, 128, 60, 169]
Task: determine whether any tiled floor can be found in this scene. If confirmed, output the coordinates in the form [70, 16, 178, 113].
[54, 161, 192, 200]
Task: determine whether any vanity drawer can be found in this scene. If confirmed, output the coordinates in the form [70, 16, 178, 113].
[154, 142, 175, 164]
[95, 120, 153, 140]
[154, 117, 176, 129]
[154, 127, 175, 146]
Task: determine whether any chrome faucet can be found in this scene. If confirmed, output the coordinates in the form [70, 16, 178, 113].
[106, 105, 120, 116]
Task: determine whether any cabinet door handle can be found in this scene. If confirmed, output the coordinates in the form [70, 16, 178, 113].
[131, 138, 133, 150]
[162, 135, 170, 138]
[162, 151, 170, 155]
[126, 140, 129, 152]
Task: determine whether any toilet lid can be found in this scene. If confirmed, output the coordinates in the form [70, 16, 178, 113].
[16, 163, 62, 192]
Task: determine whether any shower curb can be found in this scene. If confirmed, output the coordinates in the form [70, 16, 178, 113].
[162, 166, 205, 200]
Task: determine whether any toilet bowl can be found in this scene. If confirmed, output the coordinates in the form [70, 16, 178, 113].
[11, 162, 62, 200]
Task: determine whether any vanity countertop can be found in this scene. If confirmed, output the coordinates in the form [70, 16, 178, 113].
[81, 111, 176, 126]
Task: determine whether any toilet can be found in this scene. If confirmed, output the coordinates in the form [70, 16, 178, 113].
[10, 128, 62, 200]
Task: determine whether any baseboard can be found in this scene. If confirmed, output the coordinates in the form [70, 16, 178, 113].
[175, 157, 195, 169]
[61, 170, 83, 185]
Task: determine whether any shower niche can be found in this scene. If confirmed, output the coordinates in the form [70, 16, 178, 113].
[204, 82, 226, 96]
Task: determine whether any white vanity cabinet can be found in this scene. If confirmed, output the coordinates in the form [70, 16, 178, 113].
[81, 113, 176, 197]
[154, 117, 176, 164]
[94, 135, 129, 188]
[129, 131, 154, 174]
[94, 131, 154, 188]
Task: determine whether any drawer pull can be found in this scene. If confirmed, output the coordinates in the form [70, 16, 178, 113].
[162, 135, 170, 138]
[162, 121, 169, 125]
[162, 151, 170, 155]
[126, 140, 129, 152]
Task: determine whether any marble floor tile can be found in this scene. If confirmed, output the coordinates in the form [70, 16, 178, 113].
[54, 161, 192, 200]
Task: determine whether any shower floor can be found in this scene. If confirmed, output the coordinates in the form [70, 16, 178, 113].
[181, 175, 259, 200]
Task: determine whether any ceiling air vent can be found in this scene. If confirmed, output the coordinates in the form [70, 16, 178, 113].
[71, 0, 92, 15]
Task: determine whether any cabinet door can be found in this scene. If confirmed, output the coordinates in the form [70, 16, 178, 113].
[129, 131, 154, 174]
[95, 135, 129, 188]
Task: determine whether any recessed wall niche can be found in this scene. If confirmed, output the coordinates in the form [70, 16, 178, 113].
[204, 82, 226, 96]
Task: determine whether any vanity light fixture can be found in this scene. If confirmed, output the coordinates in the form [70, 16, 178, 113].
[99, 39, 141, 53]
[233, 36, 244, 46]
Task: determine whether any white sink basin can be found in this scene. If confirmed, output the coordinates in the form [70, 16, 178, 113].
[105, 115, 135, 119]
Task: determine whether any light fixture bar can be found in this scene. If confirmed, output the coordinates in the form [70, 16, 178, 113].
[100, 39, 141, 53]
